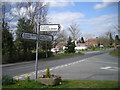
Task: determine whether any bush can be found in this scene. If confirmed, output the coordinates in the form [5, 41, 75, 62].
[92, 45, 95, 51]
[82, 49, 84, 51]
[65, 37, 76, 53]
[2, 51, 53, 64]
[116, 45, 120, 51]
[2, 75, 16, 85]
[46, 67, 51, 78]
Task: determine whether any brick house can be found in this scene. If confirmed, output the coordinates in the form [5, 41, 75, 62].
[85, 38, 98, 47]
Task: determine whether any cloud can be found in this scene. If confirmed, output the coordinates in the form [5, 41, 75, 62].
[94, 2, 112, 9]
[81, 14, 117, 25]
[94, 0, 119, 10]
[47, 11, 117, 37]
[8, 21, 17, 27]
[10, 7, 27, 17]
[47, 11, 85, 27]
[49, 2, 75, 8]
[84, 14, 118, 36]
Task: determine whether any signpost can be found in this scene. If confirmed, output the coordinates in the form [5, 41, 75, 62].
[38, 34, 53, 41]
[40, 24, 60, 31]
[21, 33, 37, 40]
[21, 33, 53, 41]
[21, 24, 60, 81]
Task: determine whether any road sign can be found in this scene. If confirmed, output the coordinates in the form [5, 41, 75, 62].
[21, 33, 37, 40]
[40, 24, 60, 31]
[38, 34, 53, 41]
[21, 33, 53, 41]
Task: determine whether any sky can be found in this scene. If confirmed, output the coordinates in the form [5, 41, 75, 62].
[47, 2, 118, 38]
[4, 1, 118, 40]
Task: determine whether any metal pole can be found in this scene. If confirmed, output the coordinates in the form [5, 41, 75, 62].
[35, 38, 38, 81]
[35, 22, 39, 81]
[45, 31, 48, 58]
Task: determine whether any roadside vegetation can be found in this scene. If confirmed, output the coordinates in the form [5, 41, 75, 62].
[75, 46, 113, 52]
[42, 52, 84, 61]
[109, 45, 120, 57]
[3, 79, 119, 88]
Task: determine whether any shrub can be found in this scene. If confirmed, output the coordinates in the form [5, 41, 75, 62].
[2, 75, 16, 85]
[2, 51, 53, 64]
[82, 49, 84, 51]
[46, 67, 51, 78]
[92, 45, 95, 51]
[116, 45, 120, 51]
[65, 37, 76, 53]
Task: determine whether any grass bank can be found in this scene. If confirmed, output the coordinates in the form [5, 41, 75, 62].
[109, 49, 120, 57]
[42, 52, 84, 61]
[3, 79, 119, 88]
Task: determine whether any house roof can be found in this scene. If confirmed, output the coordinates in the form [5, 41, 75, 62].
[85, 38, 98, 45]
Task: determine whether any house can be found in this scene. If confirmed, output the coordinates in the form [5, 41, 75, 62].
[85, 38, 98, 47]
[75, 40, 87, 50]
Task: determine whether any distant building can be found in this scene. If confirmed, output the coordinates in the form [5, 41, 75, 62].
[85, 38, 98, 47]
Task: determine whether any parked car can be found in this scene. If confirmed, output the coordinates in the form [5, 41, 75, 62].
[100, 45, 104, 48]
[75, 46, 87, 50]
[51, 48, 59, 53]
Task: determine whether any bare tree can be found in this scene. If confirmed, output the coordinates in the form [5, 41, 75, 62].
[83, 33, 94, 41]
[112, 24, 120, 37]
[52, 30, 68, 48]
[97, 37, 110, 47]
[67, 23, 81, 40]
[9, 2, 49, 32]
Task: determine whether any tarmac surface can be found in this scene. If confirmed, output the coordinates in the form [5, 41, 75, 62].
[2, 49, 119, 81]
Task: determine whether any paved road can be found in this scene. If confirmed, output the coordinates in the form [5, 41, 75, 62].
[50, 53, 118, 81]
[15, 52, 118, 81]
[2, 49, 116, 79]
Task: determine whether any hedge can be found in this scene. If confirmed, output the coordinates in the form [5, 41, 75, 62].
[2, 51, 53, 64]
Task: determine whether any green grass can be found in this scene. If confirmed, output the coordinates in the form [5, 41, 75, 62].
[3, 79, 119, 88]
[42, 52, 84, 61]
[77, 47, 113, 52]
[109, 49, 120, 57]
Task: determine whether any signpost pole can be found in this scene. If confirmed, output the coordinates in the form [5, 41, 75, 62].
[35, 23, 39, 81]
[45, 31, 48, 58]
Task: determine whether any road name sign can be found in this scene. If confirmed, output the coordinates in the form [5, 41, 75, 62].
[40, 24, 60, 31]
[21, 33, 37, 40]
[38, 35, 53, 41]
[21, 33, 53, 41]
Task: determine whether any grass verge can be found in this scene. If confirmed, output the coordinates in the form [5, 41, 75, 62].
[3, 79, 119, 88]
[42, 52, 84, 61]
[109, 49, 120, 57]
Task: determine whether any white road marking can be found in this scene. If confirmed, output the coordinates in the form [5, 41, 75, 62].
[13, 59, 86, 80]
[100, 66, 118, 71]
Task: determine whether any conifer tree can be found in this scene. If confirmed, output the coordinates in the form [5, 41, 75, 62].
[2, 23, 14, 55]
[115, 35, 120, 45]
[65, 37, 76, 53]
[109, 32, 114, 46]
[15, 18, 35, 53]
[81, 37, 85, 43]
